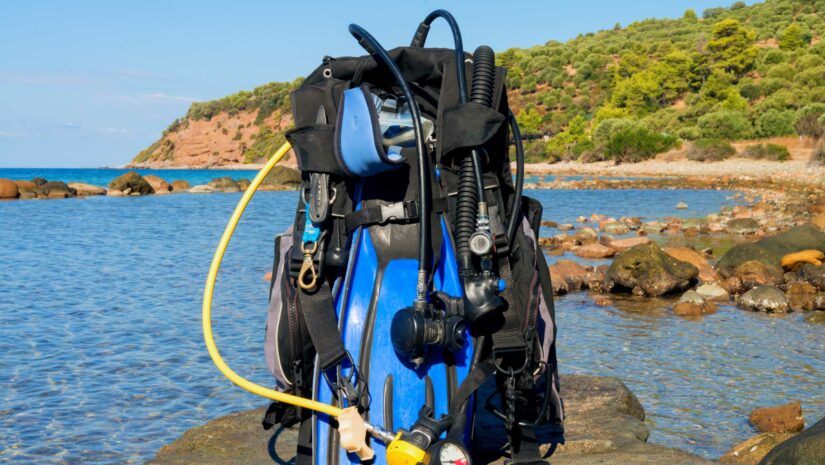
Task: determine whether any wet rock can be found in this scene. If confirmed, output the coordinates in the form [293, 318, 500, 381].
[721, 432, 795, 465]
[574, 243, 615, 259]
[18, 190, 36, 199]
[541, 220, 559, 228]
[608, 243, 699, 297]
[549, 260, 589, 293]
[784, 282, 817, 311]
[0, 178, 20, 199]
[576, 215, 588, 223]
[261, 166, 301, 189]
[750, 402, 804, 434]
[728, 218, 761, 235]
[144, 175, 171, 193]
[722, 260, 784, 294]
[673, 290, 717, 317]
[171, 180, 190, 191]
[609, 237, 652, 252]
[738, 286, 791, 313]
[798, 264, 825, 291]
[641, 222, 664, 234]
[107, 189, 126, 197]
[188, 185, 215, 194]
[209, 176, 241, 192]
[591, 294, 613, 307]
[664, 247, 718, 283]
[758, 415, 825, 465]
[696, 283, 730, 301]
[676, 202, 688, 209]
[238, 178, 251, 191]
[808, 196, 825, 214]
[68, 182, 106, 196]
[559, 223, 575, 231]
[585, 265, 613, 293]
[574, 227, 599, 243]
[591, 213, 607, 222]
[109, 171, 155, 195]
[780, 250, 823, 271]
[538, 237, 557, 248]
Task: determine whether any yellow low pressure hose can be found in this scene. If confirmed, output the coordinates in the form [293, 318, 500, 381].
[202, 141, 343, 418]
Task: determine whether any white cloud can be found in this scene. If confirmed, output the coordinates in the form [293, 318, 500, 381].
[139, 92, 198, 103]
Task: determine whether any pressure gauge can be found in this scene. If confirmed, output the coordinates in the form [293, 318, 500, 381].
[426, 440, 471, 465]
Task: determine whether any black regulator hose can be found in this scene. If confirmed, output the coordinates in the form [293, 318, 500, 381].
[349, 24, 432, 305]
[454, 45, 496, 272]
[506, 110, 525, 247]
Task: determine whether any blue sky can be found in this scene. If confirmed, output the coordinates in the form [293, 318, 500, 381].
[0, 0, 753, 168]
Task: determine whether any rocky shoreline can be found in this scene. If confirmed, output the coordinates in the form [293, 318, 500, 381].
[0, 168, 302, 200]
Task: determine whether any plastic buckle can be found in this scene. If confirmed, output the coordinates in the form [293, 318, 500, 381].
[379, 201, 417, 224]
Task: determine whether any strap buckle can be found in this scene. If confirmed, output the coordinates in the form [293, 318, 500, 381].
[379, 201, 417, 224]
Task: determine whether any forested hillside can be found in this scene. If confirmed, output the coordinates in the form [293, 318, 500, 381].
[133, 0, 825, 167]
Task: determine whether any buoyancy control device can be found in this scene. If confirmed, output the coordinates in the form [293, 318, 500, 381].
[205, 10, 563, 465]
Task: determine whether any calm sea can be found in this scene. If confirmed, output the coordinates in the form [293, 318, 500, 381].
[1, 172, 823, 464]
[0, 168, 261, 188]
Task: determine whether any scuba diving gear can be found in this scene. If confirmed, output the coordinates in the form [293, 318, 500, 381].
[205, 9, 562, 465]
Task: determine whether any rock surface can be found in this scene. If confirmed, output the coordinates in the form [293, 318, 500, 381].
[171, 180, 190, 191]
[749, 402, 805, 434]
[664, 247, 718, 283]
[673, 290, 717, 317]
[738, 286, 790, 313]
[728, 218, 761, 235]
[145, 376, 712, 465]
[260, 166, 301, 189]
[109, 171, 155, 195]
[209, 176, 241, 192]
[758, 415, 825, 465]
[609, 237, 652, 252]
[608, 243, 698, 296]
[721, 432, 795, 464]
[574, 243, 615, 259]
[0, 178, 19, 198]
[68, 182, 106, 196]
[144, 175, 172, 193]
[696, 283, 730, 301]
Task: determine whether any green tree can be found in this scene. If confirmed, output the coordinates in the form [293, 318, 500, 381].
[756, 109, 796, 137]
[698, 110, 753, 139]
[683, 9, 697, 21]
[780, 23, 807, 51]
[705, 19, 758, 77]
[516, 108, 543, 136]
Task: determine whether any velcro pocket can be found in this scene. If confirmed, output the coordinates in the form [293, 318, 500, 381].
[285, 124, 342, 175]
[439, 102, 505, 159]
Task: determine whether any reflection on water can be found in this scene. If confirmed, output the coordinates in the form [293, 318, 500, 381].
[0, 188, 822, 464]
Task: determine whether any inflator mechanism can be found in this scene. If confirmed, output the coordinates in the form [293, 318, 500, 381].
[391, 292, 466, 366]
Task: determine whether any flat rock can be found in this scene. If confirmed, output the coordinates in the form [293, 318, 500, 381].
[574, 243, 615, 259]
[189, 185, 215, 194]
[549, 260, 589, 293]
[68, 182, 106, 196]
[664, 247, 718, 283]
[145, 375, 712, 465]
[696, 283, 730, 301]
[728, 218, 761, 235]
[609, 237, 652, 252]
[673, 290, 717, 317]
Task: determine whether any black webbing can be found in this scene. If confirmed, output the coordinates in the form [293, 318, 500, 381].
[491, 258, 528, 354]
[298, 281, 347, 371]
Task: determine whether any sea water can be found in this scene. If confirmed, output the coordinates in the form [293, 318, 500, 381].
[1, 183, 823, 464]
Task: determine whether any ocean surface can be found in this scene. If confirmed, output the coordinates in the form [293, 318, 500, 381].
[1, 177, 824, 464]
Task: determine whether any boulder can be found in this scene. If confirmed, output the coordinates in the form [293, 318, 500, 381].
[209, 176, 241, 192]
[109, 171, 155, 195]
[107, 189, 126, 197]
[641, 221, 664, 234]
[558, 223, 575, 231]
[171, 180, 190, 191]
[721, 432, 795, 465]
[758, 415, 825, 465]
[237, 178, 251, 191]
[574, 243, 615, 259]
[784, 282, 817, 311]
[722, 260, 784, 294]
[696, 283, 730, 301]
[188, 185, 215, 194]
[31, 177, 47, 186]
[812, 214, 825, 231]
[609, 237, 653, 252]
[664, 247, 718, 283]
[68, 182, 106, 196]
[738, 286, 791, 313]
[607, 243, 699, 296]
[728, 218, 761, 235]
[38, 181, 74, 198]
[0, 178, 20, 199]
[541, 220, 559, 228]
[261, 166, 301, 189]
[18, 190, 36, 199]
[676, 202, 688, 209]
[585, 265, 613, 293]
[798, 264, 825, 291]
[749, 402, 805, 433]
[673, 290, 717, 317]
[574, 227, 599, 243]
[143, 175, 171, 193]
[549, 260, 589, 293]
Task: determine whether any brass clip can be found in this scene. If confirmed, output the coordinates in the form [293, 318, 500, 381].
[298, 241, 319, 291]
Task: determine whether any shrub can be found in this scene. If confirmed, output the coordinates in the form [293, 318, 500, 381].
[756, 109, 797, 137]
[742, 143, 790, 161]
[698, 110, 753, 139]
[796, 104, 825, 138]
[811, 146, 825, 166]
[604, 126, 677, 163]
[677, 126, 702, 141]
[686, 138, 736, 162]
